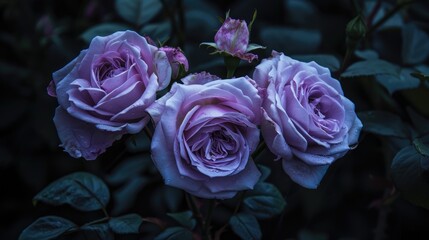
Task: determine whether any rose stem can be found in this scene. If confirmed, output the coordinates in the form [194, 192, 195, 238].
[214, 191, 246, 240]
[366, 0, 414, 36]
[185, 193, 205, 236]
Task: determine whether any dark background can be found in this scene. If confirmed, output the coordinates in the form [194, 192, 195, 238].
[1, 0, 429, 239]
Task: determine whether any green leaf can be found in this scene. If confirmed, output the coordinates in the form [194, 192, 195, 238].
[292, 54, 340, 72]
[33, 172, 110, 211]
[354, 49, 379, 60]
[357, 111, 409, 138]
[154, 227, 193, 240]
[19, 216, 76, 240]
[167, 211, 196, 230]
[81, 23, 130, 43]
[200, 42, 218, 49]
[81, 223, 114, 240]
[391, 142, 429, 209]
[246, 43, 266, 52]
[111, 176, 149, 215]
[109, 213, 143, 234]
[229, 213, 262, 240]
[260, 27, 321, 54]
[413, 138, 429, 157]
[243, 182, 286, 219]
[402, 23, 429, 65]
[115, 0, 162, 25]
[341, 59, 400, 78]
[376, 68, 420, 94]
[140, 21, 171, 43]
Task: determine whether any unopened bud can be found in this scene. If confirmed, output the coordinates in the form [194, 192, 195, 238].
[346, 15, 367, 40]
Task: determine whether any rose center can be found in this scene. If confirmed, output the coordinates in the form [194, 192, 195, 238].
[309, 97, 326, 119]
[204, 129, 235, 161]
[95, 56, 128, 82]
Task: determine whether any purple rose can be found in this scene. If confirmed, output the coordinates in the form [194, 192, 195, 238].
[181, 72, 220, 85]
[49, 31, 172, 160]
[147, 77, 262, 199]
[214, 17, 257, 62]
[253, 52, 362, 188]
[159, 46, 189, 79]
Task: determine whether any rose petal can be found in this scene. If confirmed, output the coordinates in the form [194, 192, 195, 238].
[282, 157, 329, 189]
[53, 107, 122, 160]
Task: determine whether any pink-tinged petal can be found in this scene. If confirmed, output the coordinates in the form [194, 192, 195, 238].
[181, 72, 221, 85]
[235, 52, 258, 63]
[282, 157, 329, 189]
[160, 46, 189, 79]
[214, 17, 249, 55]
[154, 50, 172, 90]
[47, 80, 56, 97]
[53, 107, 122, 160]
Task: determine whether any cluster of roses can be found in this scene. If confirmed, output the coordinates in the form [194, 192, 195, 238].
[48, 17, 362, 199]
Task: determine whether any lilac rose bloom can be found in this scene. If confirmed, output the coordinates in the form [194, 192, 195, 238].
[147, 77, 262, 199]
[181, 71, 220, 85]
[48, 31, 172, 160]
[214, 17, 257, 62]
[160, 46, 189, 79]
[253, 52, 362, 188]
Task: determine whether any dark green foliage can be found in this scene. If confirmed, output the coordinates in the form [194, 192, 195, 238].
[357, 111, 409, 138]
[33, 172, 110, 211]
[243, 182, 286, 219]
[109, 214, 144, 234]
[391, 138, 429, 209]
[154, 227, 193, 240]
[167, 211, 196, 230]
[19, 216, 76, 240]
[229, 213, 262, 240]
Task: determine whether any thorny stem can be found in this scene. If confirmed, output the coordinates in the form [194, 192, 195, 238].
[186, 193, 205, 232]
[374, 189, 391, 240]
[214, 191, 246, 240]
[366, 0, 382, 27]
[203, 199, 216, 240]
[338, 46, 353, 78]
[367, 0, 414, 36]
